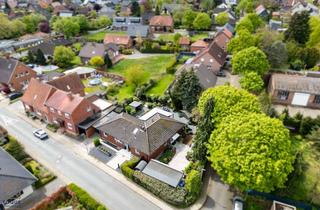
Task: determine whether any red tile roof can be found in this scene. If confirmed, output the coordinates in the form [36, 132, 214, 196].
[103, 34, 131, 46]
[149, 15, 174, 27]
[179, 37, 190, 45]
[21, 78, 56, 113]
[44, 90, 84, 114]
[214, 30, 232, 51]
[191, 40, 208, 48]
[47, 73, 84, 95]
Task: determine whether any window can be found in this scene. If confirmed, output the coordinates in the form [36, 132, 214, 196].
[50, 107, 55, 113]
[65, 113, 70, 119]
[314, 95, 320, 104]
[277, 90, 289, 100]
[67, 123, 73, 130]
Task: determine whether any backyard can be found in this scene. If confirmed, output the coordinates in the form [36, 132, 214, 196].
[107, 55, 176, 101]
[190, 32, 209, 42]
[84, 30, 127, 42]
[82, 77, 112, 94]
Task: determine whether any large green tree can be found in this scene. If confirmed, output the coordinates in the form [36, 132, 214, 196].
[215, 12, 229, 26]
[21, 14, 45, 33]
[193, 13, 211, 30]
[126, 65, 147, 87]
[263, 41, 288, 68]
[35, 49, 46, 65]
[198, 85, 261, 125]
[227, 29, 257, 54]
[52, 17, 80, 38]
[207, 113, 295, 192]
[53, 46, 75, 68]
[171, 70, 203, 112]
[182, 10, 197, 29]
[231, 47, 270, 75]
[239, 72, 264, 93]
[285, 11, 310, 44]
[307, 16, 320, 48]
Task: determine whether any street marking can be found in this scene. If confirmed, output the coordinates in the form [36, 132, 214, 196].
[0, 114, 19, 126]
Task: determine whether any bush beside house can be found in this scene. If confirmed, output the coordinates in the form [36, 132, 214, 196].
[120, 157, 140, 179]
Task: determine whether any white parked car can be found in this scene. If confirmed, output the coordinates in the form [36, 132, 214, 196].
[33, 129, 48, 140]
[233, 196, 244, 210]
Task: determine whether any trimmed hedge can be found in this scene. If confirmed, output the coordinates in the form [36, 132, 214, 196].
[68, 183, 107, 210]
[120, 157, 140, 179]
[133, 171, 188, 207]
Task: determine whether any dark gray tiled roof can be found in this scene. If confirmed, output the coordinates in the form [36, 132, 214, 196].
[0, 148, 37, 203]
[0, 58, 18, 84]
[96, 112, 185, 155]
[79, 42, 106, 59]
[127, 25, 149, 37]
[193, 64, 217, 89]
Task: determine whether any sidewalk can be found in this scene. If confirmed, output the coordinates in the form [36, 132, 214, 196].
[8, 102, 208, 210]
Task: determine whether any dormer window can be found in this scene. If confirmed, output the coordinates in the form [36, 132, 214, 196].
[87, 106, 92, 112]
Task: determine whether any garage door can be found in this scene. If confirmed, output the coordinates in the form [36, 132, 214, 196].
[292, 93, 310, 106]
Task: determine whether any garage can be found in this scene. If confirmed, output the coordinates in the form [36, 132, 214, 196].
[291, 93, 310, 106]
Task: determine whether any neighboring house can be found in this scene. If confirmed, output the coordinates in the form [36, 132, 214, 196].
[38, 0, 52, 8]
[58, 9, 74, 17]
[99, 6, 115, 18]
[96, 112, 185, 161]
[191, 41, 228, 73]
[212, 6, 237, 26]
[268, 73, 320, 109]
[105, 43, 122, 64]
[79, 42, 106, 64]
[0, 148, 37, 208]
[162, 3, 182, 15]
[141, 11, 155, 24]
[149, 15, 174, 33]
[127, 25, 149, 38]
[179, 37, 190, 51]
[120, 0, 131, 15]
[214, 29, 232, 52]
[47, 73, 85, 96]
[256, 5, 269, 19]
[0, 58, 37, 93]
[64, 67, 96, 79]
[225, 0, 237, 6]
[39, 71, 65, 82]
[19, 32, 50, 41]
[192, 64, 217, 89]
[271, 201, 296, 210]
[103, 34, 133, 48]
[269, 19, 282, 31]
[22, 78, 99, 137]
[29, 39, 73, 58]
[190, 40, 208, 53]
[112, 16, 143, 31]
[291, 1, 319, 16]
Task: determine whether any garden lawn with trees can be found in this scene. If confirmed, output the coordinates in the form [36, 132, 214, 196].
[84, 30, 126, 42]
[107, 55, 176, 101]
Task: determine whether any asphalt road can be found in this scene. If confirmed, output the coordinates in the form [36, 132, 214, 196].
[0, 107, 160, 210]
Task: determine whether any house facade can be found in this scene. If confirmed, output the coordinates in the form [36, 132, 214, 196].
[96, 112, 185, 161]
[103, 34, 133, 48]
[149, 16, 174, 33]
[79, 42, 106, 64]
[47, 73, 85, 96]
[268, 73, 320, 109]
[0, 57, 37, 93]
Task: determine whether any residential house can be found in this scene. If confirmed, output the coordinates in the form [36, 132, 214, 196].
[0, 58, 37, 93]
[141, 11, 155, 24]
[214, 29, 233, 52]
[192, 64, 217, 89]
[191, 41, 227, 73]
[256, 5, 269, 19]
[162, 3, 182, 15]
[38, 0, 52, 8]
[105, 43, 122, 64]
[127, 25, 149, 38]
[0, 148, 37, 209]
[269, 19, 282, 31]
[271, 201, 296, 210]
[112, 16, 143, 31]
[29, 39, 73, 58]
[212, 5, 237, 26]
[120, 0, 131, 16]
[291, 1, 319, 16]
[99, 6, 116, 18]
[103, 34, 133, 48]
[47, 73, 85, 96]
[79, 42, 106, 64]
[96, 112, 185, 161]
[44, 90, 98, 136]
[19, 32, 50, 41]
[149, 15, 174, 33]
[179, 37, 190, 51]
[268, 73, 320, 109]
[225, 0, 237, 6]
[64, 67, 96, 79]
[190, 40, 208, 53]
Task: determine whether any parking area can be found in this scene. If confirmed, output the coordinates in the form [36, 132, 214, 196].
[168, 142, 191, 172]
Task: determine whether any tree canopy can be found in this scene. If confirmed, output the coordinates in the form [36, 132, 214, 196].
[240, 72, 264, 93]
[307, 16, 320, 48]
[231, 47, 270, 75]
[193, 13, 211, 30]
[171, 70, 203, 112]
[227, 29, 257, 54]
[215, 12, 229, 26]
[263, 41, 288, 68]
[53, 46, 75, 68]
[198, 85, 261, 125]
[52, 17, 80, 38]
[126, 65, 147, 87]
[89, 56, 105, 67]
[21, 14, 46, 33]
[235, 13, 264, 33]
[285, 11, 310, 44]
[182, 10, 197, 29]
[207, 113, 295, 192]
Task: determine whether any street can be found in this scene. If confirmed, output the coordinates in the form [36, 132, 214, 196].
[0, 106, 160, 210]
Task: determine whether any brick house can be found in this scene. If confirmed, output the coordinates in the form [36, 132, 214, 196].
[79, 42, 106, 64]
[268, 73, 320, 109]
[96, 112, 185, 161]
[190, 40, 208, 53]
[103, 34, 133, 49]
[47, 73, 85, 96]
[149, 15, 174, 33]
[0, 57, 36, 93]
[179, 37, 190, 51]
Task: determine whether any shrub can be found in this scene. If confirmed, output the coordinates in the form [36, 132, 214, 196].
[46, 124, 59, 132]
[125, 105, 137, 115]
[93, 137, 101, 147]
[4, 136, 29, 162]
[166, 58, 177, 74]
[158, 148, 176, 164]
[133, 171, 188, 207]
[68, 183, 107, 210]
[120, 157, 140, 179]
[185, 169, 202, 204]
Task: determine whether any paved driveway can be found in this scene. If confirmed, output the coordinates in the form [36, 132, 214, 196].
[169, 142, 190, 171]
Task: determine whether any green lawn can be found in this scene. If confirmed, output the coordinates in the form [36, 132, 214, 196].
[107, 55, 176, 100]
[84, 30, 127, 42]
[82, 78, 111, 94]
[157, 33, 176, 42]
[190, 32, 209, 42]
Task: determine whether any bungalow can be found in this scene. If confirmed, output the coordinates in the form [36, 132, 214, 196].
[0, 57, 37, 93]
[29, 39, 73, 58]
[103, 34, 133, 48]
[0, 148, 37, 209]
[149, 15, 174, 33]
[112, 16, 143, 31]
[79, 42, 106, 64]
[47, 73, 85, 96]
[190, 40, 208, 53]
[96, 112, 185, 161]
[256, 5, 268, 19]
[179, 37, 190, 51]
[64, 67, 96, 79]
[268, 73, 320, 109]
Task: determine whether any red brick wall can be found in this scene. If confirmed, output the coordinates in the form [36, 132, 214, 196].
[99, 131, 124, 149]
[9, 63, 36, 92]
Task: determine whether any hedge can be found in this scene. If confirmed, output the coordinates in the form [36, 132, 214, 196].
[132, 171, 188, 207]
[68, 183, 107, 210]
[120, 157, 140, 179]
